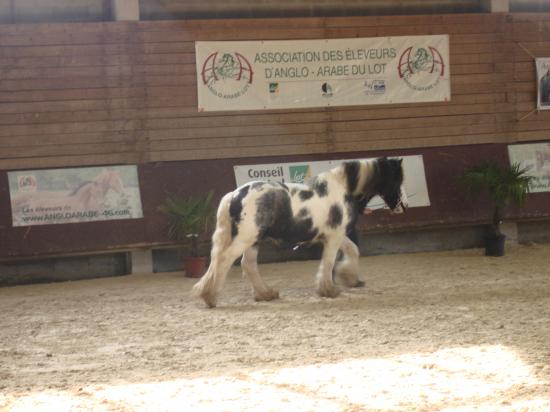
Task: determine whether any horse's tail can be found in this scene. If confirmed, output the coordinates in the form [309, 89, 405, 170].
[209, 191, 234, 257]
[192, 191, 234, 306]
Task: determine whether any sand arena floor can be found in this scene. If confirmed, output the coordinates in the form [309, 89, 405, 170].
[1, 244, 549, 411]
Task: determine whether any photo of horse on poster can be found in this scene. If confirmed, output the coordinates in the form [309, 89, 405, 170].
[8, 166, 143, 226]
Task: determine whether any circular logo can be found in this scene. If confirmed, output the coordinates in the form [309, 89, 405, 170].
[18, 175, 37, 192]
[201, 52, 253, 101]
[398, 46, 445, 92]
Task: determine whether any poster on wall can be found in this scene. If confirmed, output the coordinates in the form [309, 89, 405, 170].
[536, 58, 550, 110]
[508, 142, 550, 193]
[8, 165, 144, 227]
[234, 155, 430, 209]
[196, 35, 450, 111]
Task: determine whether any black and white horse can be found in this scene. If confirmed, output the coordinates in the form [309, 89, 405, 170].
[193, 157, 407, 307]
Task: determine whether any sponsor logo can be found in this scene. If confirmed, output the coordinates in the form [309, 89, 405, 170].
[321, 82, 333, 98]
[398, 46, 445, 92]
[289, 165, 312, 183]
[364, 79, 386, 95]
[269, 82, 279, 94]
[201, 52, 253, 101]
[18, 175, 37, 192]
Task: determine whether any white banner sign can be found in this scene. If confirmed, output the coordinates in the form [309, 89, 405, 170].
[536, 58, 550, 110]
[8, 166, 143, 226]
[234, 156, 430, 209]
[196, 35, 450, 111]
[508, 142, 550, 192]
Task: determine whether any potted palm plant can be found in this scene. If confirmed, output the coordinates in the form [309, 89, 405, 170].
[159, 191, 215, 277]
[460, 161, 533, 256]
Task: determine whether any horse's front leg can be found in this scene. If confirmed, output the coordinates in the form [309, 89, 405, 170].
[316, 234, 344, 298]
[334, 236, 364, 288]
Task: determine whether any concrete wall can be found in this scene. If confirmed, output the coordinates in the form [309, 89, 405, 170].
[0, 0, 110, 23]
[518, 220, 550, 244]
[0, 253, 127, 286]
[511, 0, 550, 12]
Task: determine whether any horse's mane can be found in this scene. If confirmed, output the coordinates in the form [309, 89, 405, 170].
[326, 158, 379, 196]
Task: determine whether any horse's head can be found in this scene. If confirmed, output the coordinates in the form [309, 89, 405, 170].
[374, 157, 408, 213]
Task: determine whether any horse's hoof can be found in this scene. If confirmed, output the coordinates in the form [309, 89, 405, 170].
[254, 289, 280, 302]
[353, 280, 366, 288]
[200, 293, 218, 308]
[317, 286, 341, 298]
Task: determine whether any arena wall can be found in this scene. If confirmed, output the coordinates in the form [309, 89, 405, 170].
[1, 13, 550, 267]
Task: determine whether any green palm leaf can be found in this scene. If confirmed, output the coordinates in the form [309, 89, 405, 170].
[461, 161, 533, 208]
[460, 161, 534, 237]
[159, 191, 215, 256]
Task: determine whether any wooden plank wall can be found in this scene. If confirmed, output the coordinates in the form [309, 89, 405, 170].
[0, 13, 548, 172]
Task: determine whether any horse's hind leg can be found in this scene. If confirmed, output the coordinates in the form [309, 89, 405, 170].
[242, 246, 279, 302]
[334, 236, 364, 288]
[192, 242, 248, 308]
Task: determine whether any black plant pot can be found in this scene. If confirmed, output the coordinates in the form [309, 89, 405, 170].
[485, 234, 506, 257]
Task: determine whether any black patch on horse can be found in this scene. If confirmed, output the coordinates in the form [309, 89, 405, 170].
[229, 185, 250, 237]
[312, 179, 328, 197]
[299, 190, 314, 201]
[327, 204, 343, 228]
[255, 190, 291, 234]
[256, 190, 318, 245]
[289, 219, 318, 245]
[344, 196, 360, 241]
[374, 157, 404, 210]
[297, 207, 310, 218]
[343, 161, 361, 194]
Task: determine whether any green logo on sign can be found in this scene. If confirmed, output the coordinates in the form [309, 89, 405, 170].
[289, 165, 311, 183]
